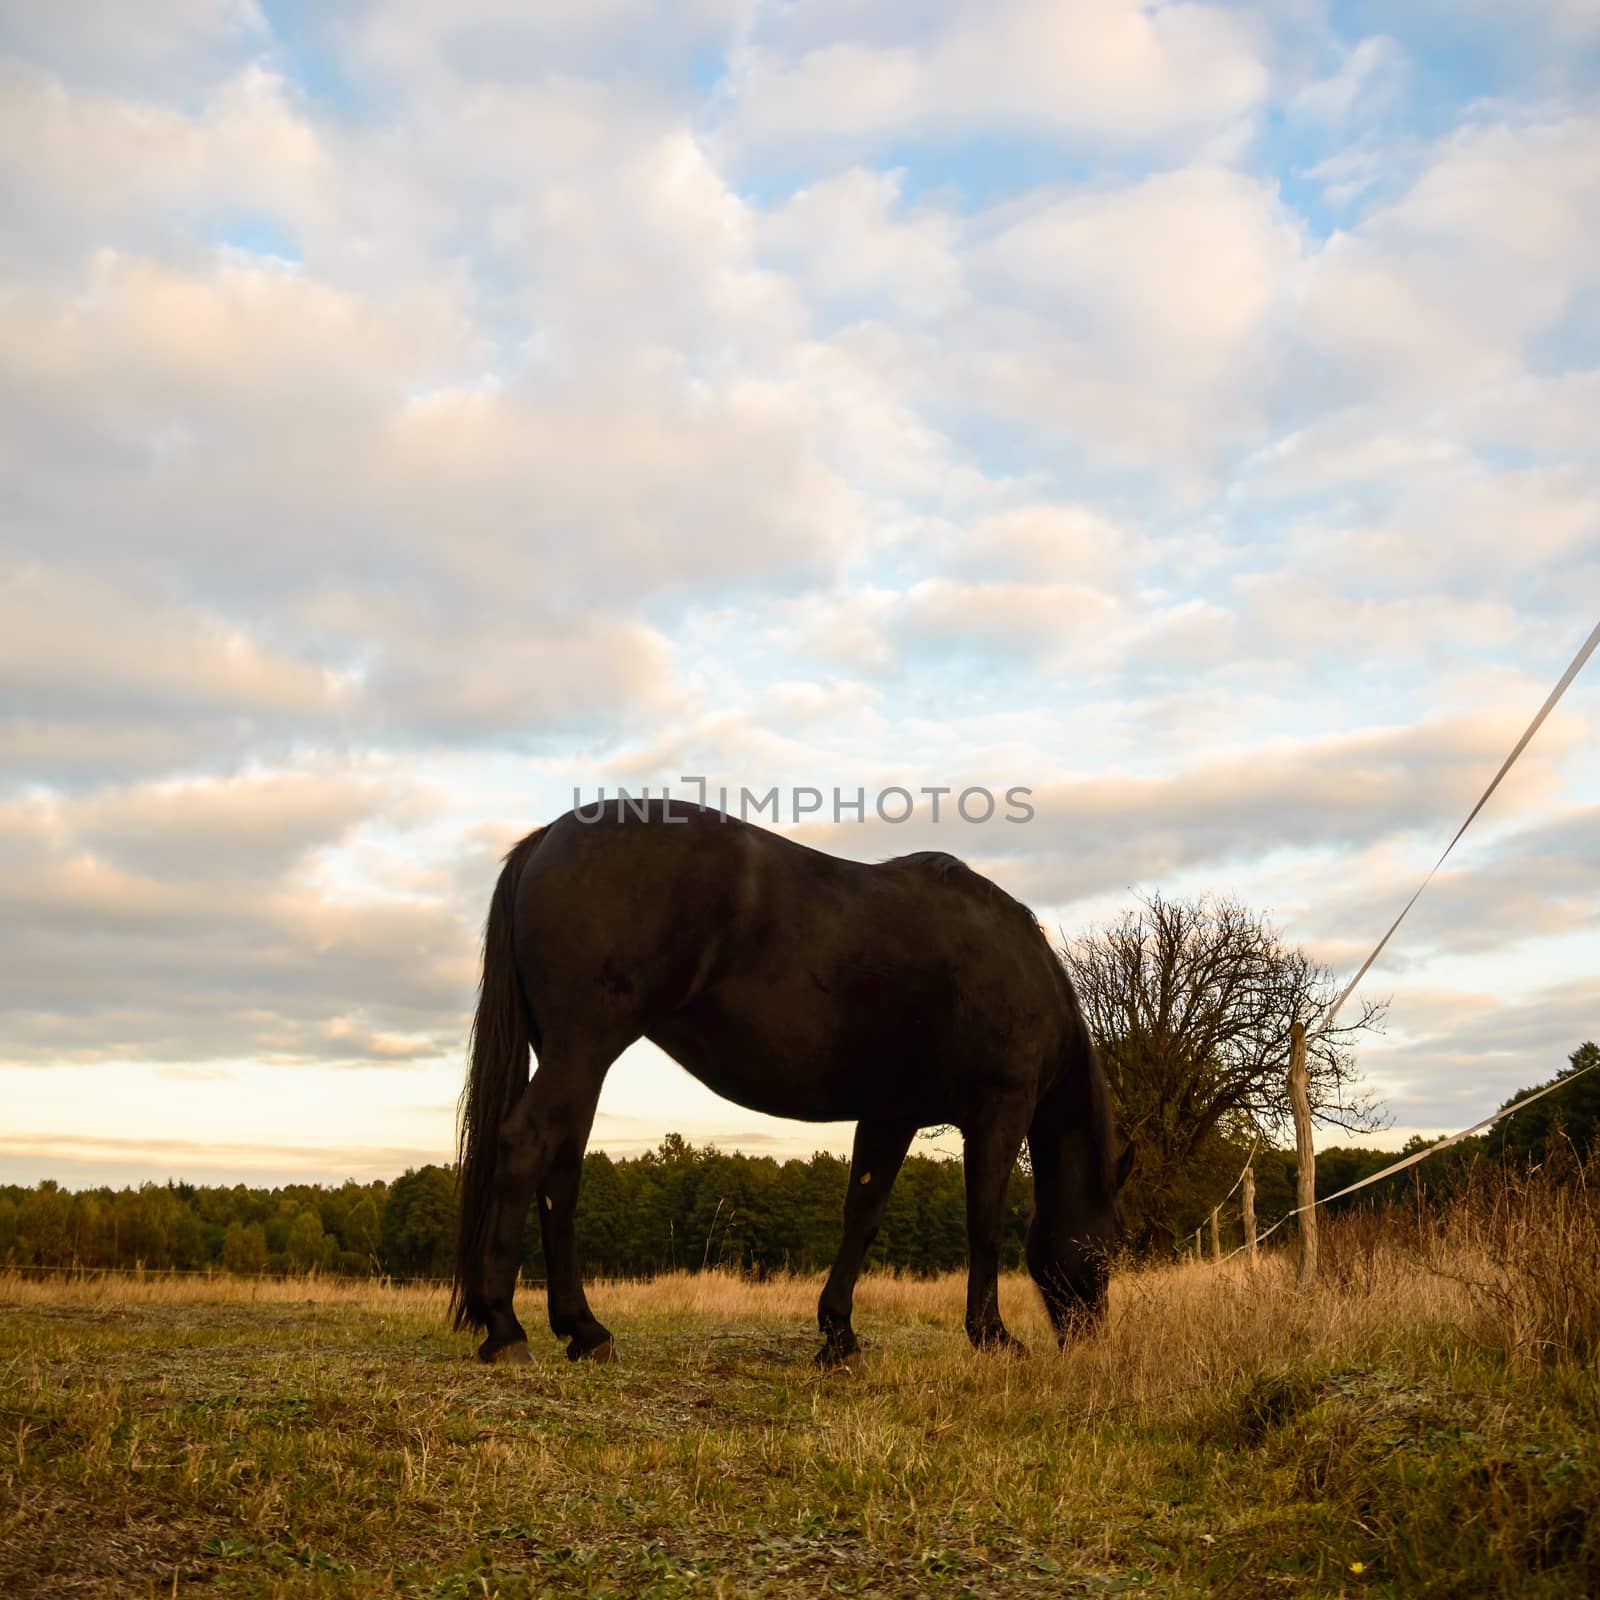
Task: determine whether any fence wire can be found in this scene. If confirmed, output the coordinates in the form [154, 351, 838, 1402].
[1200, 615, 1600, 1260]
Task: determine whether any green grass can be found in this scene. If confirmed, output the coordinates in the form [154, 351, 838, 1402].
[2, 1182, 1597, 1598]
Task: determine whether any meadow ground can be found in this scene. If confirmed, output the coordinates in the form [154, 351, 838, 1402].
[1, 1174, 1597, 1599]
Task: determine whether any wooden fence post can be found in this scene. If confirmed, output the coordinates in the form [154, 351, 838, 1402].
[1288, 1019, 1317, 1290]
[1209, 1205, 1221, 1262]
[1241, 1164, 1257, 1268]
[1193, 1225, 1202, 1261]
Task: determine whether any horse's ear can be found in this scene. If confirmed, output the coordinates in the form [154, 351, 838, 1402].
[1113, 1142, 1137, 1193]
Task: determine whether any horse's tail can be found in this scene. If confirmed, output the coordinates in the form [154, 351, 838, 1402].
[451, 828, 545, 1331]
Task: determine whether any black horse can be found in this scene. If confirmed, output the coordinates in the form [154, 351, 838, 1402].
[452, 800, 1132, 1365]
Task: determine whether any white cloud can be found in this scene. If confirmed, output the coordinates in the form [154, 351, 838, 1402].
[1301, 141, 1397, 209]
[0, 62, 327, 267]
[1290, 34, 1406, 125]
[939, 502, 1141, 585]
[767, 678, 885, 724]
[0, 564, 347, 721]
[823, 165, 1310, 468]
[342, 0, 749, 89]
[761, 168, 964, 322]
[1300, 113, 1600, 402]
[898, 576, 1124, 665]
[718, 0, 1270, 158]
[1241, 457, 1600, 589]
[761, 589, 904, 676]
[0, 0, 265, 92]
[0, 769, 476, 1069]
[1450, 370, 1600, 461]
[974, 167, 1304, 389]
[1355, 976, 1597, 1132]
[56, 770, 388, 883]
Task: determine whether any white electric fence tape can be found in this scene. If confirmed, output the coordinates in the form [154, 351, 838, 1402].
[1201, 616, 1600, 1264]
[1312, 617, 1600, 1041]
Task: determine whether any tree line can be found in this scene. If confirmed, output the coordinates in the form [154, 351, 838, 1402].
[2, 1042, 1592, 1279]
[0, 1136, 1024, 1281]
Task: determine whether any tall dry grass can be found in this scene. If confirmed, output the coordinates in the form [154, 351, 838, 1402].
[8, 1141, 1594, 1394]
[1416, 1135, 1600, 1369]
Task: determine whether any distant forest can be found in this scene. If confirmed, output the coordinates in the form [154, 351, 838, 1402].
[4, 1044, 1594, 1280]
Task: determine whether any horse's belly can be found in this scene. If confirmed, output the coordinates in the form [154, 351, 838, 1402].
[644, 1006, 933, 1125]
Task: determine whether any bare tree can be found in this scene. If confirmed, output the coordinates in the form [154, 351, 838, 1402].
[1060, 893, 1386, 1250]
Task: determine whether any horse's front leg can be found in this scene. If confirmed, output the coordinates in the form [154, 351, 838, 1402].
[816, 1119, 918, 1367]
[537, 1145, 614, 1361]
[962, 1103, 1032, 1355]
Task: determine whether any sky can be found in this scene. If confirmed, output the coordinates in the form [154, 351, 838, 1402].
[2, 0, 1597, 1190]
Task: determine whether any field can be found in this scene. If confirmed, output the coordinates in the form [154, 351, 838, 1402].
[2, 1173, 1597, 1599]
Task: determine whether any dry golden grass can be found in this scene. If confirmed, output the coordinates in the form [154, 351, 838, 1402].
[2, 1162, 1596, 1598]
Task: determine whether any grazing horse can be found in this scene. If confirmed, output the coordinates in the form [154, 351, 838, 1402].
[451, 800, 1133, 1365]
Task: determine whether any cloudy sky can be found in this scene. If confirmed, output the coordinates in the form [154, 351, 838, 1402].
[3, 0, 1597, 1188]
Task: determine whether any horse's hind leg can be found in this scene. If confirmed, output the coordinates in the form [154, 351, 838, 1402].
[816, 1119, 918, 1367]
[531, 1056, 616, 1361]
[962, 1100, 1032, 1354]
[478, 1047, 617, 1364]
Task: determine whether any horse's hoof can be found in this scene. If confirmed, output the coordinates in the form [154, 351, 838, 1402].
[971, 1332, 1028, 1359]
[566, 1335, 616, 1363]
[814, 1341, 859, 1372]
[479, 1339, 532, 1365]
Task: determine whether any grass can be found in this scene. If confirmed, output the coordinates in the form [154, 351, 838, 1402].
[1, 1164, 1597, 1598]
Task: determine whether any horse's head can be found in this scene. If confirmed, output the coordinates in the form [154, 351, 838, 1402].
[1026, 1140, 1135, 1343]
